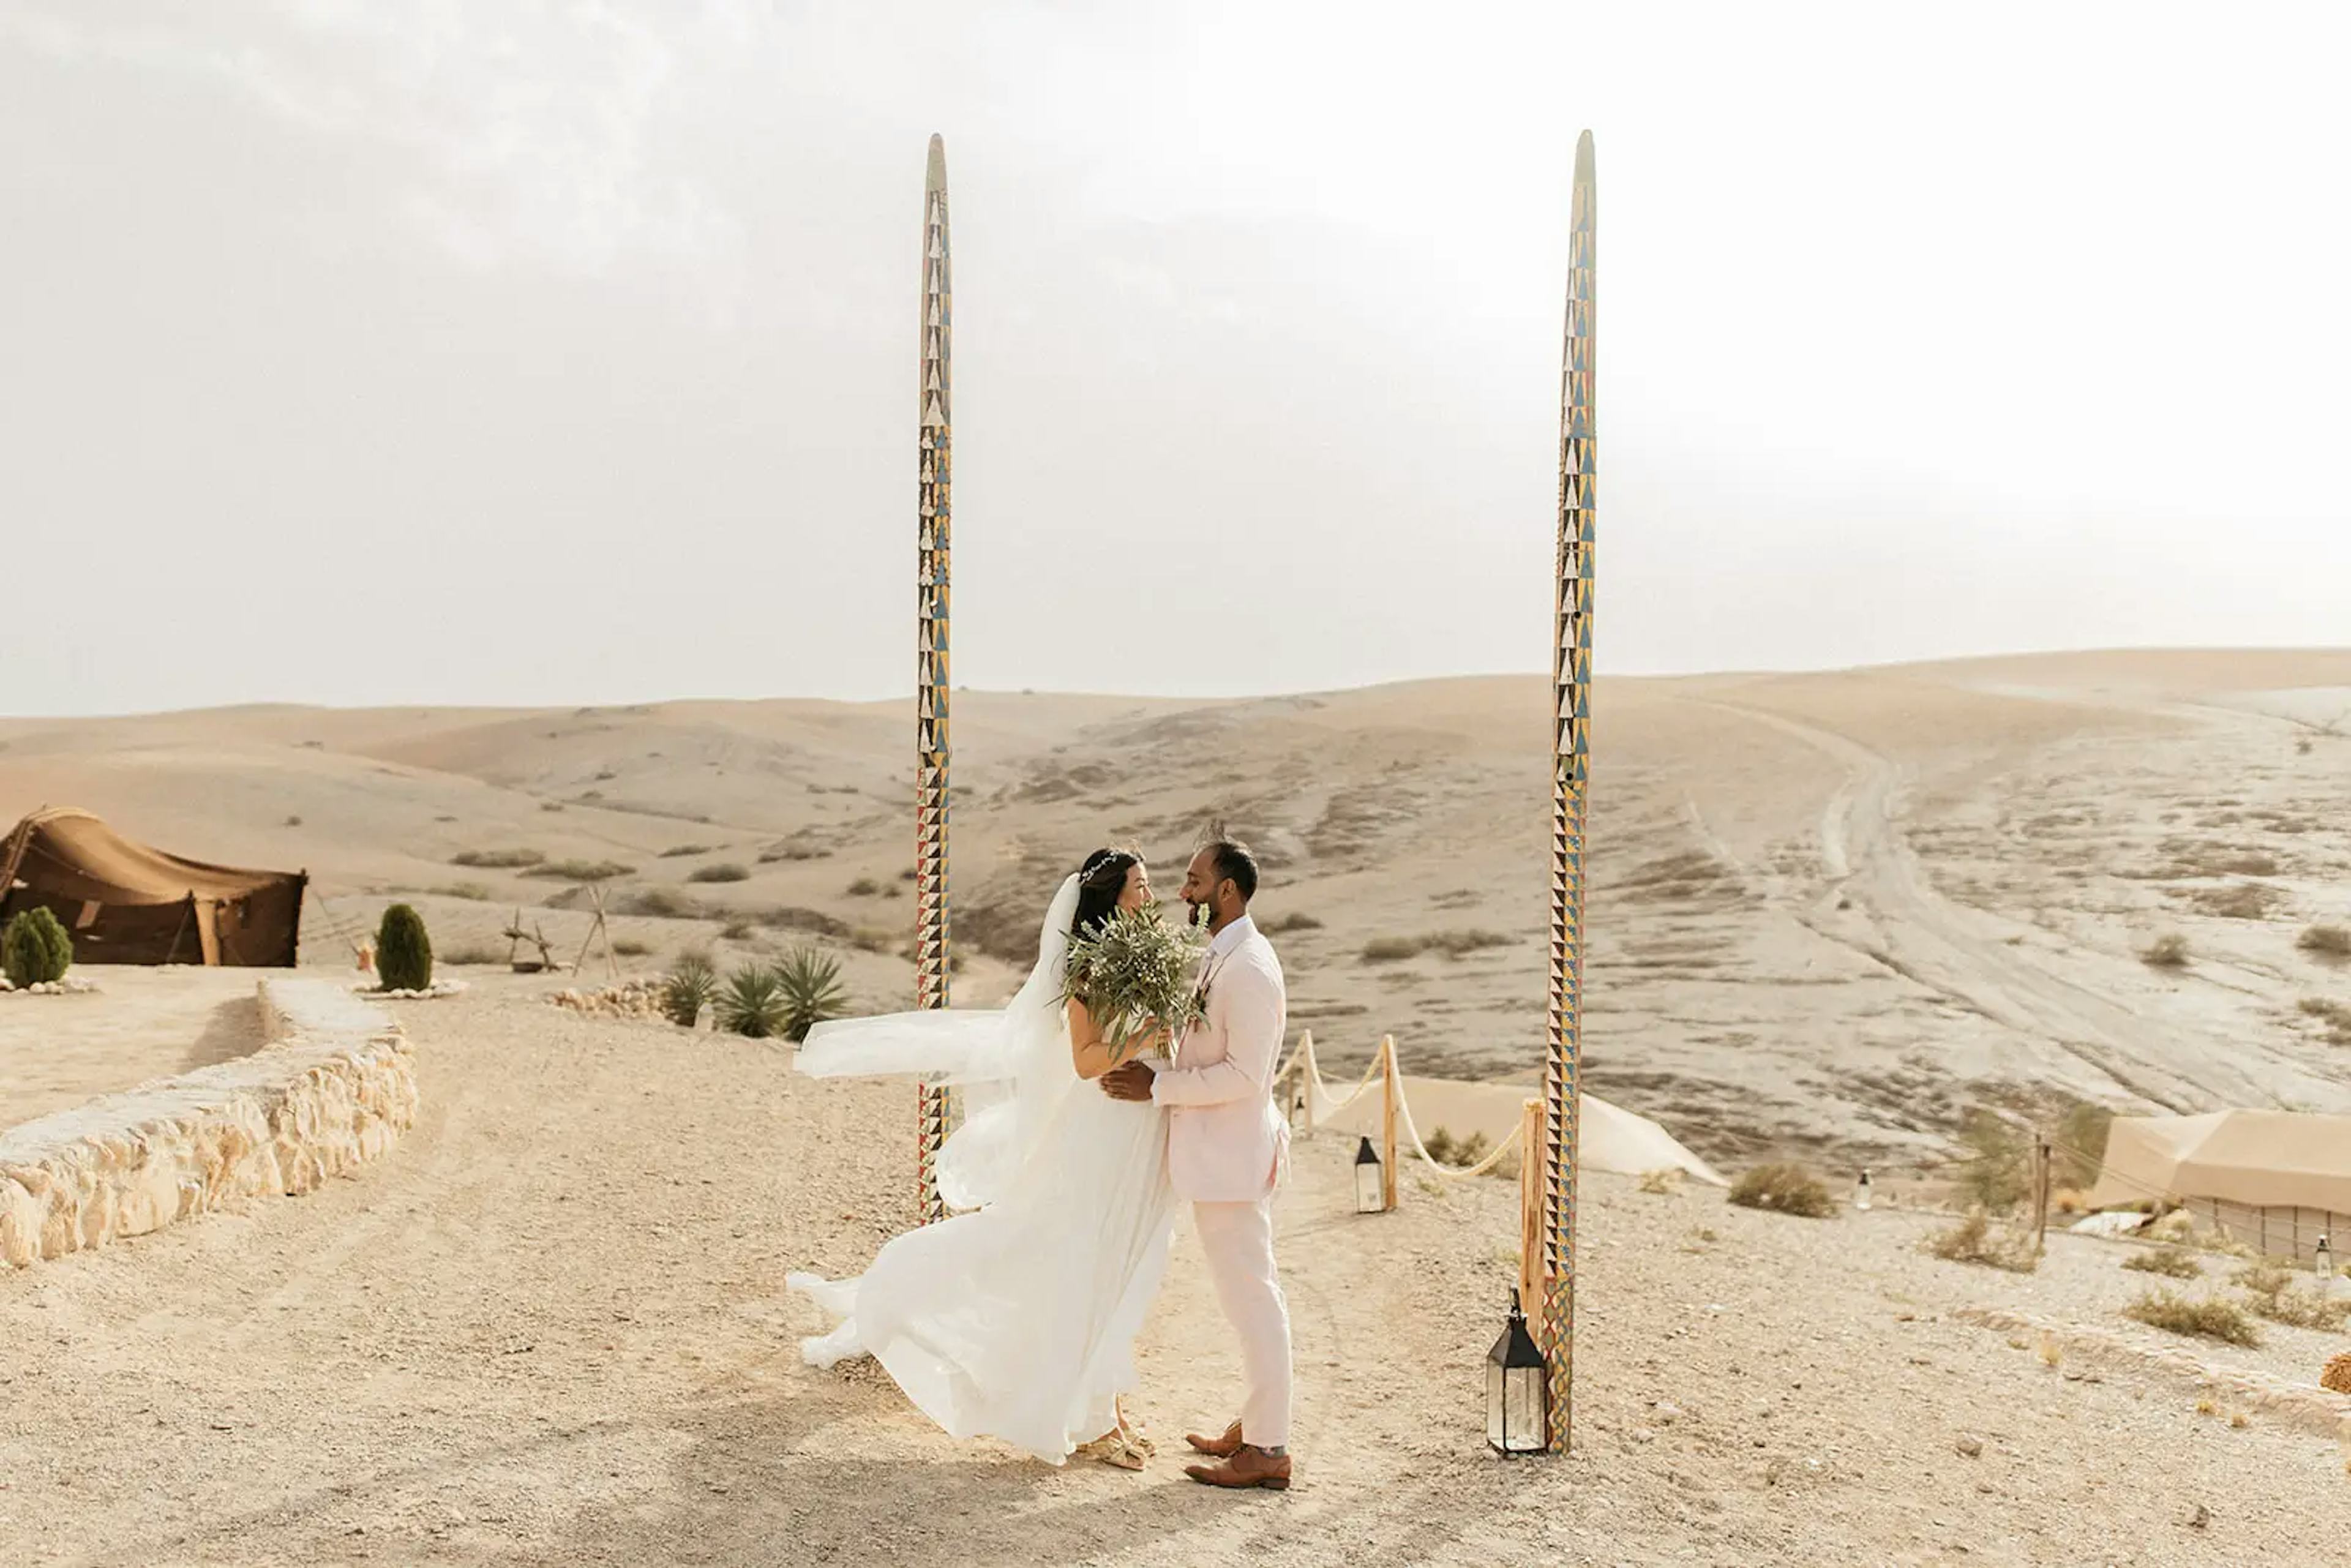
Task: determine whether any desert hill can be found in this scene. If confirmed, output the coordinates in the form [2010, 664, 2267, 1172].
[5, 648, 2347, 1169]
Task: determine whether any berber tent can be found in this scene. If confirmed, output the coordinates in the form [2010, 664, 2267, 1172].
[0, 807, 305, 967]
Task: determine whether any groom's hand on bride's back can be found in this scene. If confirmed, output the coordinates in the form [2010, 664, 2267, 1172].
[1100, 1061, 1155, 1103]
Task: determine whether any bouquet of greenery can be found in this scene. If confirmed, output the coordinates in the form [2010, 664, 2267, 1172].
[1061, 902, 1209, 1064]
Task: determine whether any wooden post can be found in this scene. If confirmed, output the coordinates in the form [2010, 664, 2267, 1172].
[2033, 1139, 2051, 1256]
[1297, 1030, 1316, 1129]
[1519, 1096, 1546, 1316]
[1379, 1034, 1400, 1212]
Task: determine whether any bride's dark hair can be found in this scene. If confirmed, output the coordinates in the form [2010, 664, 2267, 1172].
[1071, 848, 1139, 940]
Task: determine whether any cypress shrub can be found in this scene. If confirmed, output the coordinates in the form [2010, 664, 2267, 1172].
[1, 907, 73, 986]
[377, 903, 433, 992]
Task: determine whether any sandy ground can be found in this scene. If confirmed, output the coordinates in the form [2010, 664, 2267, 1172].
[2, 981, 2347, 1567]
[0, 967, 263, 1127]
[4, 651, 2347, 1175]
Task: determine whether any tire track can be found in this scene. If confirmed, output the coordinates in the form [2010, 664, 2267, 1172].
[1692, 699, 2261, 1114]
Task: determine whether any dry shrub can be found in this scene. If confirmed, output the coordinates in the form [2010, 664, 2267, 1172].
[430, 882, 493, 902]
[2234, 1261, 2351, 1330]
[2300, 924, 2351, 958]
[1262, 910, 1324, 934]
[438, 941, 504, 966]
[623, 888, 700, 920]
[1422, 1126, 1491, 1169]
[451, 847, 544, 869]
[612, 937, 653, 958]
[1927, 1212, 2040, 1273]
[524, 858, 635, 882]
[2184, 881, 2283, 921]
[2141, 932, 2191, 969]
[660, 843, 717, 858]
[2298, 997, 2351, 1046]
[2122, 1247, 2202, 1279]
[2320, 1352, 2351, 1395]
[688, 863, 751, 885]
[2125, 1289, 2260, 1347]
[1360, 929, 1513, 964]
[1728, 1163, 1837, 1219]
[1638, 1168, 1683, 1196]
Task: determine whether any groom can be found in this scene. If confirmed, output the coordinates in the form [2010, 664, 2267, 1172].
[1100, 839, 1294, 1490]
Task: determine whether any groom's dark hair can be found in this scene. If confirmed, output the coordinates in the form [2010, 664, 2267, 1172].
[1204, 839, 1258, 904]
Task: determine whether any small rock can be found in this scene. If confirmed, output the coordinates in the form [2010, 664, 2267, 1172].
[1654, 1401, 1686, 1422]
[1955, 1436, 1982, 1458]
[2187, 1503, 2210, 1529]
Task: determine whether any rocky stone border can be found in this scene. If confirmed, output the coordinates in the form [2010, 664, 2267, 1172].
[0, 978, 418, 1269]
[1959, 1304, 2351, 1438]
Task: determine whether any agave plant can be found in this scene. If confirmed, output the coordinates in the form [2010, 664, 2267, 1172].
[773, 946, 850, 1042]
[660, 950, 718, 1029]
[714, 961, 791, 1038]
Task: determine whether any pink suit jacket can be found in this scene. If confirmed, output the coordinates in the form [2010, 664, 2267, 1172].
[1151, 919, 1290, 1203]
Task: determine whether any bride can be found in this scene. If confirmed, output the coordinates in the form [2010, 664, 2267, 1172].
[787, 849, 1176, 1469]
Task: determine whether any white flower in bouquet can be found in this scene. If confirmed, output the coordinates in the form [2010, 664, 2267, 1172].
[1061, 901, 1209, 1063]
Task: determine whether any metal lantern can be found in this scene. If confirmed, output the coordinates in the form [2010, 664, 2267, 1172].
[1487, 1289, 1549, 1455]
[2317, 1233, 2334, 1280]
[1354, 1135, 1384, 1215]
[1854, 1169, 1873, 1212]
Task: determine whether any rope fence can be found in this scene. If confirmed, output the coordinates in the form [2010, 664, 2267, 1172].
[1273, 1036, 2334, 1267]
[1275, 1031, 1526, 1181]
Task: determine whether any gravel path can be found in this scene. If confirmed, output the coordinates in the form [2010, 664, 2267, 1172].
[2, 985, 2345, 1566]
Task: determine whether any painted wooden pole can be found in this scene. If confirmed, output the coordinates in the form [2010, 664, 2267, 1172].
[913, 135, 953, 1225]
[1539, 129, 1597, 1453]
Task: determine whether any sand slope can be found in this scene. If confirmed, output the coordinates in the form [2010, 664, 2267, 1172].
[1, 983, 2342, 1565]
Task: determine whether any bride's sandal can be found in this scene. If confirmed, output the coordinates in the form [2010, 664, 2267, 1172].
[1074, 1430, 1150, 1471]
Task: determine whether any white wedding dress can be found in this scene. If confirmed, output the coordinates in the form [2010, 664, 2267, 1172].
[787, 875, 1176, 1463]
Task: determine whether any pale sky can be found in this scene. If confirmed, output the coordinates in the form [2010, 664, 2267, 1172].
[2, 2, 2345, 716]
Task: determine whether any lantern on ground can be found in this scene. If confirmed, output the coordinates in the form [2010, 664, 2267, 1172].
[1487, 1289, 1548, 1455]
[2317, 1234, 2334, 1280]
[1354, 1135, 1384, 1214]
[1854, 1169, 1873, 1212]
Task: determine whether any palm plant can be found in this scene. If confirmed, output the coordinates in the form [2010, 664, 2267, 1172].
[715, 961, 790, 1038]
[660, 950, 718, 1029]
[773, 946, 850, 1042]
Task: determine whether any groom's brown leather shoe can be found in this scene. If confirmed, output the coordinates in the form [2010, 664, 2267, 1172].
[1185, 1420, 1243, 1458]
[1184, 1444, 1291, 1491]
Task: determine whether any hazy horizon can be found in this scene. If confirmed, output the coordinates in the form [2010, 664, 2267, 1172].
[5, 3, 2347, 718]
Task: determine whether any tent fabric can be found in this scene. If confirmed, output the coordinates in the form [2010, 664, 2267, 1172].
[1309, 1069, 1726, 1187]
[2087, 1109, 2351, 1215]
[0, 808, 304, 967]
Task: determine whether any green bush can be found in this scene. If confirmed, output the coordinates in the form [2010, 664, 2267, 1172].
[376, 903, 433, 991]
[715, 962, 789, 1038]
[1, 907, 73, 986]
[661, 951, 718, 1029]
[774, 947, 850, 1041]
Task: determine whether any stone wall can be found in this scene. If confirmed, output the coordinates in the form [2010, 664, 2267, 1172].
[0, 979, 418, 1269]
